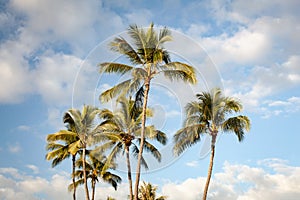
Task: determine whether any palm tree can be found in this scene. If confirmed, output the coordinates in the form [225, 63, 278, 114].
[95, 96, 167, 200]
[69, 153, 121, 200]
[99, 23, 197, 199]
[94, 96, 167, 200]
[64, 105, 100, 200]
[173, 88, 250, 200]
[138, 181, 167, 200]
[46, 115, 81, 200]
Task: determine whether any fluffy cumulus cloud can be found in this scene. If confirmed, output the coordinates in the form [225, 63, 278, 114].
[162, 159, 300, 200]
[0, 159, 299, 200]
[190, 0, 300, 115]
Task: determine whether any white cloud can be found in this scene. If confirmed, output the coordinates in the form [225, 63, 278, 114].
[26, 165, 39, 174]
[222, 55, 300, 115]
[7, 142, 21, 153]
[16, 125, 31, 132]
[186, 160, 199, 168]
[162, 159, 300, 200]
[0, 159, 299, 200]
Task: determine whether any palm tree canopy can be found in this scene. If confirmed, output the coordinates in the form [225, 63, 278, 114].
[46, 128, 81, 167]
[173, 88, 251, 156]
[69, 153, 121, 191]
[93, 96, 167, 172]
[138, 181, 167, 200]
[64, 105, 100, 146]
[99, 23, 197, 103]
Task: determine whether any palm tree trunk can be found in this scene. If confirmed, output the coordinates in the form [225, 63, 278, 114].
[91, 178, 96, 200]
[83, 146, 90, 200]
[134, 81, 150, 200]
[202, 136, 216, 200]
[72, 154, 76, 200]
[126, 146, 133, 200]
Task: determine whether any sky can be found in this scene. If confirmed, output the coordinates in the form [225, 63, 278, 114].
[1, 0, 300, 199]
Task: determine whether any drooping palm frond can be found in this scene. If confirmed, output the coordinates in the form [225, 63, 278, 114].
[99, 62, 133, 75]
[102, 172, 122, 190]
[223, 97, 243, 113]
[173, 88, 251, 157]
[222, 115, 251, 141]
[46, 130, 78, 142]
[110, 37, 143, 65]
[173, 124, 206, 156]
[141, 140, 162, 162]
[132, 144, 149, 170]
[100, 79, 131, 103]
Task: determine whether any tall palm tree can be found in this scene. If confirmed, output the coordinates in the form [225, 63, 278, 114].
[94, 96, 167, 200]
[138, 181, 167, 200]
[69, 153, 121, 200]
[173, 88, 251, 200]
[64, 105, 100, 200]
[99, 23, 197, 199]
[46, 115, 81, 200]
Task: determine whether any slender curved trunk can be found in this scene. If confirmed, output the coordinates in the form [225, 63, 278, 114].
[83, 146, 90, 200]
[134, 80, 150, 200]
[72, 154, 76, 200]
[126, 146, 133, 200]
[202, 135, 216, 200]
[91, 178, 96, 200]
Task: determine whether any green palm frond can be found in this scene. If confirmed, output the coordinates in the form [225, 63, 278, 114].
[222, 115, 251, 141]
[100, 79, 131, 103]
[132, 144, 149, 170]
[128, 24, 147, 56]
[68, 140, 81, 155]
[161, 69, 197, 84]
[142, 140, 162, 162]
[68, 178, 84, 191]
[101, 142, 123, 174]
[99, 62, 133, 75]
[46, 130, 78, 142]
[102, 172, 122, 190]
[224, 97, 243, 113]
[173, 124, 206, 156]
[143, 126, 167, 145]
[158, 26, 172, 46]
[110, 37, 143, 65]
[99, 109, 114, 120]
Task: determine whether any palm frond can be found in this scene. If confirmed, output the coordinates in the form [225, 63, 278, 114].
[173, 124, 206, 156]
[158, 26, 172, 46]
[222, 115, 251, 142]
[46, 130, 78, 143]
[110, 37, 143, 65]
[132, 144, 149, 170]
[102, 172, 122, 190]
[224, 97, 243, 113]
[142, 140, 162, 162]
[99, 79, 131, 103]
[128, 24, 146, 56]
[99, 62, 133, 75]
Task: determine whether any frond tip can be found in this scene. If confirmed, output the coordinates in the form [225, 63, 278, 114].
[222, 115, 251, 142]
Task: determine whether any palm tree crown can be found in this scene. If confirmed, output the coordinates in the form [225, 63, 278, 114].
[174, 88, 250, 155]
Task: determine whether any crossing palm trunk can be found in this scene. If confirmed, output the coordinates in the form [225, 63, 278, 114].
[126, 146, 133, 200]
[72, 154, 76, 200]
[91, 178, 96, 200]
[134, 80, 150, 200]
[83, 146, 90, 200]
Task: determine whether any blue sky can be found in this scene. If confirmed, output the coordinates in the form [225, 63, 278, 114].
[1, 0, 300, 199]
